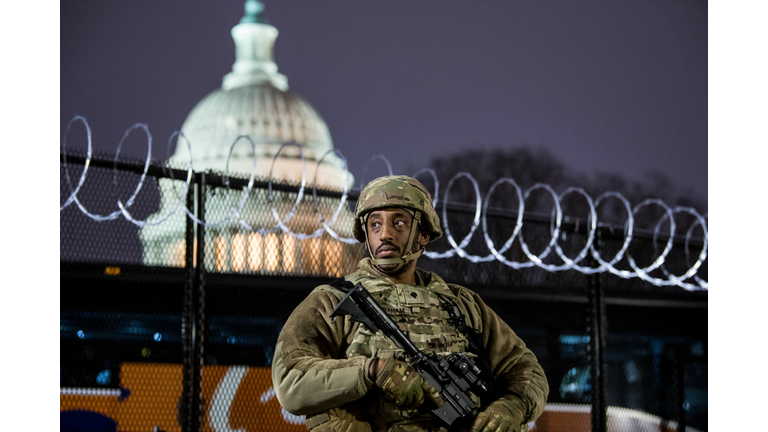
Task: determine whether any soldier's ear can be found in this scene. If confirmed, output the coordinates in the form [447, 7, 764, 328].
[417, 227, 430, 246]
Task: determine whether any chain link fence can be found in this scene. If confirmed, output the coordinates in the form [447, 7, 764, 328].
[61, 154, 707, 432]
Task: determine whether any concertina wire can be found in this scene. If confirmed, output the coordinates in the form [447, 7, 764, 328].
[60, 116, 708, 291]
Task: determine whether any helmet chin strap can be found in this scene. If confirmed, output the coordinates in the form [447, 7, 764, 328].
[363, 211, 424, 275]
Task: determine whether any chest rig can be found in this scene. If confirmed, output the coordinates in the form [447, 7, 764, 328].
[323, 266, 490, 430]
[337, 275, 473, 361]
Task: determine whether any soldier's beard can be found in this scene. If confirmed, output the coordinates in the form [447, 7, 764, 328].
[372, 243, 402, 273]
[372, 241, 419, 275]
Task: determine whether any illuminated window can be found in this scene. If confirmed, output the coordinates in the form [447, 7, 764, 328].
[305, 237, 322, 275]
[215, 235, 227, 272]
[171, 240, 185, 267]
[171, 239, 198, 267]
[248, 233, 263, 271]
[265, 233, 279, 271]
[283, 234, 296, 272]
[231, 233, 246, 272]
[323, 238, 343, 277]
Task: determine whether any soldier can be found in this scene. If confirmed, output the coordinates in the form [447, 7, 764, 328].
[272, 175, 548, 432]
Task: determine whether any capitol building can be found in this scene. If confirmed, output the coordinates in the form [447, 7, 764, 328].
[139, 0, 360, 277]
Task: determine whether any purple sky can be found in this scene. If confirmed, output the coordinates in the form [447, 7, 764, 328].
[61, 0, 707, 201]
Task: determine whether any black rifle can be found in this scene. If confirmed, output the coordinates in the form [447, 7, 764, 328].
[330, 283, 489, 427]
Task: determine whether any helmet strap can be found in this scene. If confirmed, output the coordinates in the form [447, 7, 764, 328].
[364, 211, 424, 275]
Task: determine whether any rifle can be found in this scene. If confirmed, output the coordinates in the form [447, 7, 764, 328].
[330, 282, 489, 427]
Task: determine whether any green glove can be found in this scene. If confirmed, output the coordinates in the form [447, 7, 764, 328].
[470, 397, 527, 432]
[370, 358, 444, 408]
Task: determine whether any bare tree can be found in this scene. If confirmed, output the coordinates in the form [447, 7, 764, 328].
[414, 146, 707, 230]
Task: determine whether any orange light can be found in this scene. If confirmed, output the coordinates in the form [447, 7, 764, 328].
[172, 241, 185, 267]
[248, 233, 263, 271]
[231, 233, 246, 272]
[323, 238, 343, 277]
[104, 267, 121, 276]
[215, 235, 227, 271]
[306, 237, 322, 275]
[265, 233, 279, 271]
[283, 234, 296, 272]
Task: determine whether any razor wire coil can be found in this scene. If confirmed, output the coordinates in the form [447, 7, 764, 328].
[60, 117, 708, 290]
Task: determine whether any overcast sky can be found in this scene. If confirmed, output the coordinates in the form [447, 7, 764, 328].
[61, 0, 707, 201]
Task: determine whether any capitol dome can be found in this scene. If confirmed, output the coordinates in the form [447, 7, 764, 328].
[140, 0, 359, 277]
[169, 0, 349, 188]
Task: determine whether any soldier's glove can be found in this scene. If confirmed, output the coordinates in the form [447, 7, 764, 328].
[470, 396, 527, 432]
[369, 358, 444, 408]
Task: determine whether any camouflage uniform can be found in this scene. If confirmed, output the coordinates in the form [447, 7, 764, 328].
[272, 175, 548, 432]
[272, 259, 549, 432]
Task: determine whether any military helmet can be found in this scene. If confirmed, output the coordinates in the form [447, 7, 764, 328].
[353, 175, 443, 243]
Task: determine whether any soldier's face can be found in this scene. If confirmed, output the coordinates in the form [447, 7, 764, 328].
[366, 208, 414, 266]
[366, 207, 429, 271]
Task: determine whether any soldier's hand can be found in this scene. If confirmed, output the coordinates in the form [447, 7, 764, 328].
[370, 358, 443, 408]
[470, 398, 525, 432]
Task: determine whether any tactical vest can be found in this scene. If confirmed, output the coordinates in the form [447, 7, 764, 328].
[313, 264, 482, 432]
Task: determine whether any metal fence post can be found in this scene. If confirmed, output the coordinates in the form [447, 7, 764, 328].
[182, 172, 207, 432]
[181, 175, 196, 432]
[588, 229, 607, 432]
[193, 172, 207, 432]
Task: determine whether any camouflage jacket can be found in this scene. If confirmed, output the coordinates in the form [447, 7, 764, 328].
[272, 258, 549, 432]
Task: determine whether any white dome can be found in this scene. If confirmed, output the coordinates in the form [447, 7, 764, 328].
[170, 17, 350, 188]
[140, 5, 357, 273]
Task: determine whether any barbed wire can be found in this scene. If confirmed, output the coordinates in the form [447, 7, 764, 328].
[60, 117, 708, 291]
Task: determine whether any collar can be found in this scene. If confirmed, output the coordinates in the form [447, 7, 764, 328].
[353, 258, 457, 299]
